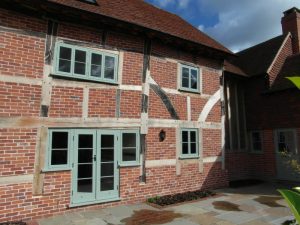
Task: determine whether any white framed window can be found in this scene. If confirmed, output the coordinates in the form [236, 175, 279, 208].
[54, 42, 118, 84]
[180, 128, 199, 158]
[249, 131, 263, 152]
[179, 64, 200, 93]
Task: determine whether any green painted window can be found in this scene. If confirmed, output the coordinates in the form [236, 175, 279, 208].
[54, 42, 118, 84]
[46, 129, 72, 170]
[180, 64, 200, 93]
[250, 131, 263, 152]
[181, 128, 199, 158]
[120, 130, 140, 166]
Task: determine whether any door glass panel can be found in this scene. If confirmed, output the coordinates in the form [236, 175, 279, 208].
[101, 177, 114, 191]
[78, 179, 92, 193]
[101, 163, 114, 176]
[77, 134, 93, 193]
[100, 134, 115, 192]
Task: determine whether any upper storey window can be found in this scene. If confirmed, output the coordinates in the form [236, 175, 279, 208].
[180, 64, 200, 93]
[54, 43, 118, 84]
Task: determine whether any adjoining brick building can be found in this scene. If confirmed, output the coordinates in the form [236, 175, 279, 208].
[224, 7, 300, 182]
[0, 0, 233, 222]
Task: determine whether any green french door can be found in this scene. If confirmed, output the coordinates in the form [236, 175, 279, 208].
[71, 130, 119, 205]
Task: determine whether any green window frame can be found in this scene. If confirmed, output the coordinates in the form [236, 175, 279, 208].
[54, 42, 119, 84]
[180, 128, 199, 158]
[119, 130, 140, 166]
[249, 131, 263, 153]
[180, 64, 200, 93]
[45, 129, 72, 171]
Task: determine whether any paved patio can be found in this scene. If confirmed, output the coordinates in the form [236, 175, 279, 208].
[38, 182, 296, 225]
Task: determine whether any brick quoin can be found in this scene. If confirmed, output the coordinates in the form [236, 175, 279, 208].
[0, 3, 228, 222]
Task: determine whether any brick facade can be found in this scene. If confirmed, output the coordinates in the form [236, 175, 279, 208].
[0, 5, 227, 222]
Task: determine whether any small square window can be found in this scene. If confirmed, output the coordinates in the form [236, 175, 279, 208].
[250, 131, 263, 152]
[180, 64, 200, 93]
[46, 129, 71, 170]
[181, 129, 199, 158]
[120, 131, 140, 166]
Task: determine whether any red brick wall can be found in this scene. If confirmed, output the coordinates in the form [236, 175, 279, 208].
[148, 89, 171, 119]
[120, 90, 141, 118]
[0, 128, 37, 176]
[121, 51, 143, 85]
[58, 23, 101, 44]
[203, 129, 222, 157]
[88, 89, 116, 118]
[150, 56, 177, 89]
[0, 9, 45, 79]
[49, 87, 83, 118]
[226, 130, 277, 181]
[190, 96, 207, 121]
[202, 68, 220, 95]
[0, 82, 41, 117]
[146, 128, 176, 160]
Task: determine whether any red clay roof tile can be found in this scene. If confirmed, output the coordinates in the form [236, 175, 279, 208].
[48, 0, 232, 54]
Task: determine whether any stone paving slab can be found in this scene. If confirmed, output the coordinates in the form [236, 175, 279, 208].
[38, 183, 294, 225]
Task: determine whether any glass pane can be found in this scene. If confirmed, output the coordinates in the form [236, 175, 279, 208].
[182, 143, 188, 154]
[59, 47, 71, 60]
[190, 143, 197, 154]
[52, 132, 68, 149]
[278, 143, 288, 152]
[101, 135, 114, 148]
[253, 142, 262, 151]
[252, 132, 260, 142]
[122, 133, 136, 147]
[74, 62, 86, 75]
[79, 135, 93, 148]
[122, 148, 136, 161]
[182, 131, 188, 142]
[51, 150, 67, 165]
[78, 179, 92, 193]
[91, 53, 102, 65]
[75, 50, 86, 62]
[190, 131, 196, 142]
[191, 70, 198, 89]
[91, 65, 101, 77]
[101, 177, 114, 191]
[104, 56, 115, 79]
[78, 149, 93, 163]
[78, 164, 92, 178]
[182, 67, 189, 78]
[182, 78, 189, 88]
[101, 149, 114, 162]
[58, 59, 71, 73]
[101, 163, 114, 176]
